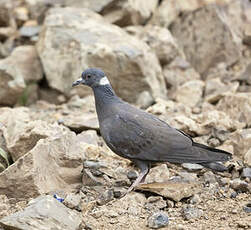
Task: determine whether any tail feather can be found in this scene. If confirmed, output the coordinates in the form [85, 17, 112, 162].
[192, 142, 232, 163]
[200, 162, 228, 172]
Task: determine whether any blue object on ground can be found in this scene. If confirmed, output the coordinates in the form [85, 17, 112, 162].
[53, 194, 64, 203]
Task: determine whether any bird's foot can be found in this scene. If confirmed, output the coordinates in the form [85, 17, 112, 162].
[119, 160, 150, 198]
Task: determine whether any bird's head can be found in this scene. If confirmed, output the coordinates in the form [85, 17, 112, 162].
[72, 68, 110, 88]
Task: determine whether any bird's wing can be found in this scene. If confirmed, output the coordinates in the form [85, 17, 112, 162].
[101, 103, 231, 164]
[100, 105, 213, 163]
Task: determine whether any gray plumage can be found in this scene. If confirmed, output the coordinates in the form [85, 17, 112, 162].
[73, 68, 232, 192]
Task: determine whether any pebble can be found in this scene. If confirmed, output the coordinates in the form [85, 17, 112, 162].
[207, 137, 220, 147]
[231, 209, 238, 214]
[63, 193, 81, 210]
[230, 178, 249, 193]
[166, 200, 174, 208]
[147, 212, 169, 229]
[189, 194, 201, 204]
[145, 196, 167, 211]
[178, 172, 198, 182]
[183, 206, 203, 220]
[19, 25, 41, 37]
[231, 169, 240, 179]
[175, 224, 186, 230]
[218, 177, 230, 186]
[241, 167, 251, 178]
[83, 160, 102, 169]
[127, 170, 138, 180]
[14, 7, 29, 21]
[230, 191, 238, 199]
[203, 171, 217, 184]
[181, 163, 204, 171]
[237, 220, 251, 228]
[91, 168, 103, 177]
[97, 189, 114, 205]
[106, 210, 118, 218]
[243, 203, 251, 213]
[57, 118, 64, 125]
[113, 187, 126, 198]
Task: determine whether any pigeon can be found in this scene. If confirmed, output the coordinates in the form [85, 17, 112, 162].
[72, 68, 232, 193]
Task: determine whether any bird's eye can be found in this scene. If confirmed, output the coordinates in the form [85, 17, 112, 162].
[86, 74, 91, 79]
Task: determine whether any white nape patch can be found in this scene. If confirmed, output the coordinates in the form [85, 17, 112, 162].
[99, 76, 110, 85]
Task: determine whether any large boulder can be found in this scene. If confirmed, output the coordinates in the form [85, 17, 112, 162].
[128, 25, 181, 65]
[25, 0, 157, 26]
[101, 0, 158, 26]
[0, 63, 25, 106]
[175, 80, 205, 107]
[149, 0, 229, 27]
[204, 78, 239, 104]
[36, 7, 167, 103]
[217, 93, 251, 127]
[0, 107, 68, 161]
[0, 130, 85, 200]
[170, 4, 241, 75]
[163, 57, 201, 93]
[4, 120, 69, 161]
[8, 45, 43, 83]
[0, 45, 43, 106]
[229, 129, 251, 158]
[244, 148, 251, 167]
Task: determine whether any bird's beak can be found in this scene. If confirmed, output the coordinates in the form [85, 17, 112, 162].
[72, 78, 85, 87]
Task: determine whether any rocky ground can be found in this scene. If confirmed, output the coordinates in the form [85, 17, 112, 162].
[0, 0, 251, 229]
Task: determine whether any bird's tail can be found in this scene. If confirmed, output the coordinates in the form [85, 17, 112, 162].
[192, 142, 232, 172]
[200, 162, 228, 172]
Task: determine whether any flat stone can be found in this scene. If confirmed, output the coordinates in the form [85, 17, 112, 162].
[0, 195, 81, 230]
[62, 112, 99, 131]
[182, 163, 204, 171]
[137, 181, 201, 202]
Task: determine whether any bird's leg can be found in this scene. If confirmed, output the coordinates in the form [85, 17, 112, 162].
[126, 160, 150, 194]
